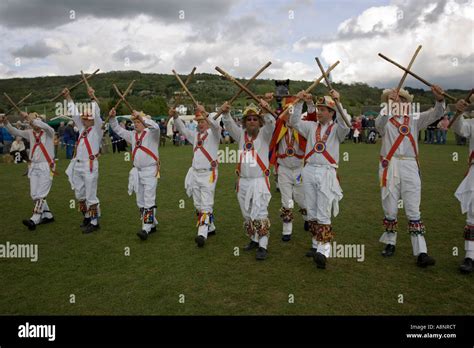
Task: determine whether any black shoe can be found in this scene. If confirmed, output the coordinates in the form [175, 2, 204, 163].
[243, 241, 259, 251]
[195, 235, 206, 248]
[305, 248, 316, 257]
[314, 252, 327, 269]
[208, 230, 216, 236]
[381, 244, 396, 257]
[83, 223, 100, 234]
[80, 217, 91, 230]
[282, 234, 291, 242]
[304, 221, 309, 231]
[460, 258, 473, 274]
[136, 230, 148, 241]
[244, 240, 258, 251]
[22, 219, 36, 231]
[40, 217, 55, 225]
[256, 247, 268, 260]
[149, 226, 157, 234]
[417, 253, 436, 268]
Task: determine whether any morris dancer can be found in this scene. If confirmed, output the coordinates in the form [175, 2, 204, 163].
[1, 112, 55, 230]
[170, 104, 221, 247]
[222, 101, 275, 260]
[375, 86, 445, 267]
[109, 108, 160, 241]
[64, 87, 103, 234]
[290, 90, 350, 270]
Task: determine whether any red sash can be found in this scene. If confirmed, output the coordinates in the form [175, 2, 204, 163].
[277, 129, 304, 161]
[380, 116, 419, 187]
[31, 130, 56, 175]
[74, 127, 98, 173]
[194, 131, 218, 182]
[304, 122, 336, 165]
[236, 133, 270, 192]
[132, 130, 160, 177]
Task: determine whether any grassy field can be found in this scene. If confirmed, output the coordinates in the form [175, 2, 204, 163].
[0, 134, 472, 316]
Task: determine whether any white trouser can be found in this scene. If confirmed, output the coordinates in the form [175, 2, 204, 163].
[185, 167, 218, 239]
[379, 158, 427, 256]
[29, 162, 53, 200]
[455, 166, 474, 258]
[303, 164, 342, 224]
[28, 162, 53, 224]
[237, 177, 271, 249]
[69, 159, 100, 207]
[278, 165, 306, 235]
[129, 166, 158, 232]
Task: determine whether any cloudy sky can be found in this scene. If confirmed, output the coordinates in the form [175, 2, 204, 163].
[0, 0, 472, 89]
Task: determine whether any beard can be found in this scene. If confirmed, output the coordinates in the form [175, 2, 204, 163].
[245, 125, 259, 138]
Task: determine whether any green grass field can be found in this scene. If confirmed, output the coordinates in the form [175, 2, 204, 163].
[0, 134, 472, 315]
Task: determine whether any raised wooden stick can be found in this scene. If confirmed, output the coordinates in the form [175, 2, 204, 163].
[277, 60, 340, 121]
[395, 45, 422, 95]
[5, 92, 32, 115]
[172, 69, 199, 107]
[4, 93, 23, 114]
[215, 66, 278, 117]
[448, 89, 474, 128]
[113, 84, 134, 113]
[50, 69, 100, 102]
[173, 67, 197, 107]
[315, 58, 351, 127]
[80, 70, 100, 104]
[213, 61, 272, 120]
[378, 53, 456, 101]
[113, 80, 135, 110]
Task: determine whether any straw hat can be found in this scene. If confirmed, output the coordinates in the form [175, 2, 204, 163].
[380, 88, 414, 103]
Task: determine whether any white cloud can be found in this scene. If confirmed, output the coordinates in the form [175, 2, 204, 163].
[309, 0, 474, 88]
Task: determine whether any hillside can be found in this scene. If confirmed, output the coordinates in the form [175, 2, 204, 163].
[0, 70, 469, 118]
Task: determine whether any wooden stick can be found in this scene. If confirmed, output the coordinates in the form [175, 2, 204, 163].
[113, 80, 135, 110]
[5, 92, 32, 115]
[112, 84, 134, 113]
[213, 61, 272, 120]
[50, 69, 100, 102]
[215, 66, 278, 117]
[277, 61, 340, 121]
[81, 70, 100, 104]
[3, 93, 23, 114]
[448, 89, 474, 128]
[378, 53, 456, 101]
[172, 69, 199, 107]
[315, 58, 351, 127]
[395, 45, 422, 95]
[173, 67, 197, 107]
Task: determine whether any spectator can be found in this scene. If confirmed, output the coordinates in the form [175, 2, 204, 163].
[109, 123, 123, 153]
[58, 121, 66, 150]
[352, 116, 362, 144]
[425, 120, 437, 144]
[63, 121, 76, 159]
[53, 133, 60, 159]
[360, 115, 368, 142]
[436, 115, 449, 145]
[1, 125, 13, 154]
[10, 136, 28, 163]
[159, 119, 167, 147]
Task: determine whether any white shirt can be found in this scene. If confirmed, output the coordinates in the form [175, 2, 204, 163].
[223, 112, 275, 178]
[6, 119, 55, 163]
[276, 126, 305, 169]
[452, 115, 474, 159]
[375, 101, 445, 159]
[289, 101, 350, 167]
[110, 117, 160, 169]
[68, 100, 103, 161]
[174, 114, 221, 171]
